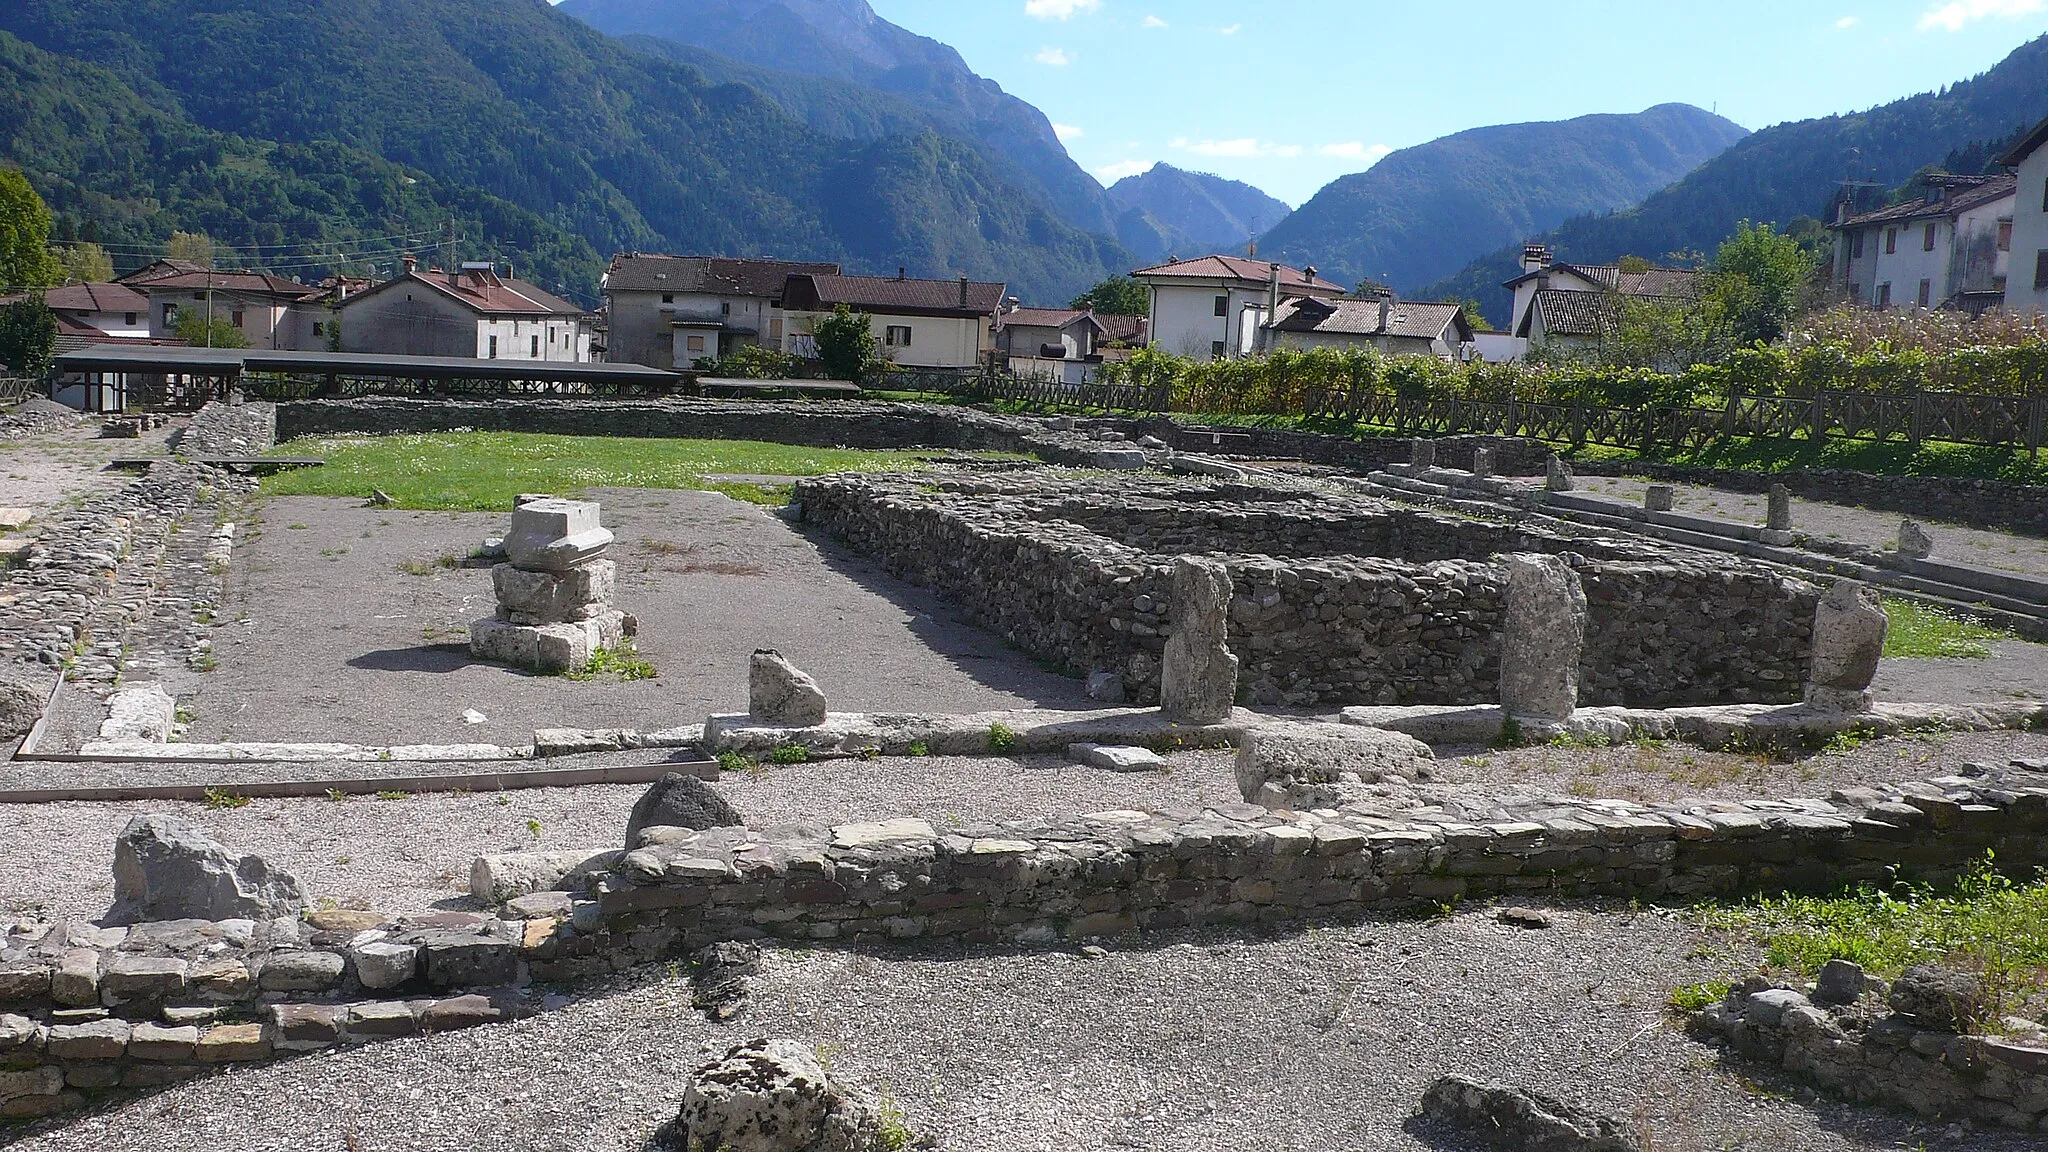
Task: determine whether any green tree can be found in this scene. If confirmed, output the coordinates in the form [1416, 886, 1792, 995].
[1707, 220, 1815, 347]
[1069, 276, 1149, 316]
[0, 294, 57, 375]
[166, 231, 216, 268]
[173, 309, 250, 349]
[812, 303, 877, 382]
[0, 170, 60, 290]
[1444, 297, 1494, 332]
[55, 242, 115, 285]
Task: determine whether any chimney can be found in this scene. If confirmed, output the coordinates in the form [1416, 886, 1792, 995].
[898, 267, 907, 281]
[402, 254, 417, 275]
[1379, 298, 1391, 332]
[1303, 265, 1318, 284]
[1521, 244, 1551, 273]
[959, 274, 969, 308]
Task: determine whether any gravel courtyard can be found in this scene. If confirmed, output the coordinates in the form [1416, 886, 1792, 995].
[175, 487, 1091, 747]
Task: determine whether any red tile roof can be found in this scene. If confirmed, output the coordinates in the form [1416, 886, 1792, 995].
[1129, 255, 1345, 295]
[1268, 297, 1471, 343]
[605, 254, 842, 296]
[999, 307, 1096, 330]
[1095, 314, 1149, 345]
[39, 283, 150, 314]
[346, 270, 588, 317]
[1831, 174, 2018, 229]
[126, 270, 323, 300]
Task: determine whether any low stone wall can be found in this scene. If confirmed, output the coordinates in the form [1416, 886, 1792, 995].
[172, 399, 276, 458]
[1572, 460, 2048, 541]
[1152, 422, 1553, 476]
[1692, 982, 2048, 1132]
[795, 473, 1815, 708]
[527, 768, 2048, 978]
[0, 911, 542, 1118]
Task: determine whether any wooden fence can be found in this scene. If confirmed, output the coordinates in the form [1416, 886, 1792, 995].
[0, 378, 38, 407]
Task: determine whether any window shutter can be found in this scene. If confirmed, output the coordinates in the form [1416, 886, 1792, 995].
[2036, 250, 2048, 291]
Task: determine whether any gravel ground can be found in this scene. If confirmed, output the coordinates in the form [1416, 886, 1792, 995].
[176, 488, 1090, 747]
[0, 751, 1241, 923]
[1576, 473, 2048, 577]
[0, 418, 175, 519]
[7, 909, 2032, 1152]
[1874, 642, 2048, 703]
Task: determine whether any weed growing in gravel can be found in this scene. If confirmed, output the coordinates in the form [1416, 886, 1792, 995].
[871, 1094, 920, 1151]
[1548, 730, 1612, 750]
[285, 522, 308, 530]
[525, 819, 542, 839]
[324, 789, 348, 802]
[715, 749, 750, 774]
[986, 722, 1018, 754]
[202, 789, 250, 810]
[375, 790, 411, 801]
[563, 646, 657, 682]
[768, 743, 812, 765]
[190, 650, 218, 673]
[1666, 981, 1732, 1014]
[395, 555, 461, 576]
[1881, 597, 2012, 660]
[1693, 856, 2048, 1023]
[1492, 714, 1525, 748]
[907, 740, 931, 757]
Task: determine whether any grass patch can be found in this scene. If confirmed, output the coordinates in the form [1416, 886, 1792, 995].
[562, 646, 658, 682]
[1667, 980, 1732, 1015]
[986, 721, 1018, 754]
[1693, 857, 2048, 1018]
[714, 749, 750, 773]
[261, 432, 990, 510]
[1881, 597, 2013, 660]
[701, 481, 795, 507]
[767, 743, 812, 765]
[202, 788, 251, 810]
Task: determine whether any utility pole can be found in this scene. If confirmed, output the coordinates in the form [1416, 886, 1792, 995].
[441, 218, 456, 276]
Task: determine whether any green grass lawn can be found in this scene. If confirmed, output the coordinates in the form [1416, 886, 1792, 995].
[262, 432, 953, 510]
[1881, 597, 2015, 660]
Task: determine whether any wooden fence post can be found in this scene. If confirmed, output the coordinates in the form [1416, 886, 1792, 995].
[1909, 391, 1925, 448]
[1811, 391, 1827, 445]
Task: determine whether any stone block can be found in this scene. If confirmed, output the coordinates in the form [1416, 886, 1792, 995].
[344, 1001, 417, 1038]
[1471, 446, 1495, 478]
[504, 498, 612, 571]
[492, 560, 615, 624]
[351, 941, 420, 990]
[470, 849, 620, 904]
[420, 994, 503, 1032]
[269, 1005, 344, 1051]
[422, 938, 520, 988]
[99, 954, 187, 1003]
[1159, 557, 1237, 722]
[1645, 485, 1674, 512]
[256, 950, 344, 992]
[45, 1018, 129, 1060]
[51, 949, 99, 1007]
[1766, 484, 1791, 531]
[0, 1013, 42, 1053]
[0, 1066, 63, 1103]
[1806, 580, 1886, 711]
[1069, 742, 1168, 772]
[1409, 438, 1435, 467]
[107, 813, 304, 924]
[749, 650, 828, 726]
[0, 962, 52, 1002]
[469, 610, 625, 674]
[127, 1022, 201, 1061]
[188, 958, 252, 999]
[1545, 457, 1573, 492]
[194, 1022, 271, 1062]
[1498, 553, 1586, 722]
[1898, 519, 1934, 559]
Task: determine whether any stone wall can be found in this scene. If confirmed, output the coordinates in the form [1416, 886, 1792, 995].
[1573, 460, 2048, 540]
[1150, 422, 1554, 475]
[795, 473, 1816, 708]
[172, 400, 277, 458]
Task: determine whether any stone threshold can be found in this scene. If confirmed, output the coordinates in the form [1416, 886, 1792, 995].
[0, 757, 716, 805]
[701, 705, 1252, 757]
[1341, 699, 2048, 749]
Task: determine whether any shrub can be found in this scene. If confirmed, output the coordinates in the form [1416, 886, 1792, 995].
[986, 722, 1018, 754]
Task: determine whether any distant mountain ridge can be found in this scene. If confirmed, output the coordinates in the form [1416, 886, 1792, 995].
[1421, 36, 2048, 324]
[0, 0, 1130, 304]
[1259, 104, 1748, 295]
[1106, 164, 1292, 261]
[560, 0, 1122, 243]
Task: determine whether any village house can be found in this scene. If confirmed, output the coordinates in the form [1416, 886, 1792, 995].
[600, 254, 841, 369]
[781, 271, 1006, 370]
[1261, 294, 1475, 359]
[1830, 174, 2017, 312]
[995, 305, 1105, 382]
[119, 259, 326, 350]
[1130, 255, 1345, 361]
[1503, 245, 1702, 353]
[0, 283, 154, 356]
[2003, 112, 2048, 317]
[334, 260, 595, 361]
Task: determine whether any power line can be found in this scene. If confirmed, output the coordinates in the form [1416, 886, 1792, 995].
[51, 229, 444, 254]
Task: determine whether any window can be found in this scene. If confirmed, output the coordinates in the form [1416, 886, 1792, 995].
[661, 294, 674, 304]
[548, 328, 555, 345]
[2000, 221, 2014, 252]
[1210, 340, 1226, 358]
[1885, 228, 1898, 255]
[231, 310, 243, 327]
[2036, 250, 2048, 291]
[312, 322, 324, 337]
[1213, 295, 1228, 317]
[1851, 233, 1865, 259]
[488, 335, 498, 358]
[1876, 283, 1892, 308]
[1923, 223, 1937, 252]
[163, 304, 178, 327]
[531, 334, 540, 357]
[885, 325, 912, 347]
[770, 318, 783, 340]
[685, 334, 706, 353]
[721, 301, 731, 317]
[1917, 279, 1932, 308]
[2042, 179, 2048, 213]
[123, 312, 137, 326]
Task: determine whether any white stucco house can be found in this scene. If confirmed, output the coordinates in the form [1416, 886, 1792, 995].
[2002, 113, 2048, 317]
[1502, 245, 1702, 354]
[1831, 174, 2016, 313]
[1129, 255, 1345, 361]
[335, 261, 594, 361]
[781, 272, 1006, 370]
[600, 254, 842, 369]
[120, 259, 327, 351]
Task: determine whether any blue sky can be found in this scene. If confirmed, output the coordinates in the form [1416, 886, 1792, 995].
[860, 0, 2048, 206]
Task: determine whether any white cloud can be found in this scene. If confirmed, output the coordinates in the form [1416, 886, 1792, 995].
[1172, 137, 1304, 158]
[1320, 142, 1394, 166]
[1835, 15, 1861, 27]
[1025, 0, 1100, 19]
[1219, 23, 1243, 34]
[1143, 14, 1168, 27]
[1918, 0, 2043, 30]
[1053, 123, 1084, 141]
[1035, 46, 1073, 66]
[1096, 159, 1155, 181]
